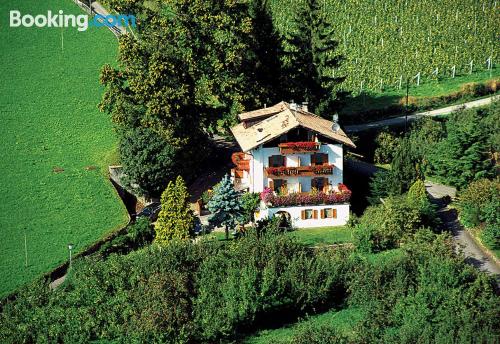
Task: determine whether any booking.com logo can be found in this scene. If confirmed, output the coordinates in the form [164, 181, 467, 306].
[10, 10, 136, 32]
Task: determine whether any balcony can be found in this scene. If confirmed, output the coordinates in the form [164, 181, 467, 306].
[260, 184, 352, 207]
[265, 164, 334, 178]
[231, 152, 251, 171]
[278, 141, 320, 154]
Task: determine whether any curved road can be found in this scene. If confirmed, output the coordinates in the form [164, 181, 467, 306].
[345, 94, 500, 133]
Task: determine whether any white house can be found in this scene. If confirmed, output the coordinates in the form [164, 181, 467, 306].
[230, 101, 356, 228]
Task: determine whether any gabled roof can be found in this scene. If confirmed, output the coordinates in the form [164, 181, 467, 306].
[231, 102, 356, 152]
[238, 101, 288, 122]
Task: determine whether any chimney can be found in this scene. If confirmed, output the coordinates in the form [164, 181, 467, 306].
[301, 101, 308, 112]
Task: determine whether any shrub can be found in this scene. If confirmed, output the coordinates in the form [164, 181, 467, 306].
[459, 178, 500, 228]
[354, 194, 429, 253]
[155, 176, 195, 245]
[374, 131, 399, 164]
[241, 192, 262, 223]
[482, 223, 500, 248]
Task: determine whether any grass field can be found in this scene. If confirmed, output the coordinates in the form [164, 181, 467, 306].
[0, 0, 128, 296]
[342, 68, 500, 117]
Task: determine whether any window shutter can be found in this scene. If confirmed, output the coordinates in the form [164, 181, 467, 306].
[311, 178, 316, 189]
[323, 153, 328, 165]
[269, 180, 274, 191]
[323, 178, 329, 193]
[301, 210, 305, 220]
[320, 209, 325, 219]
[282, 156, 286, 167]
[311, 153, 316, 166]
[268, 156, 273, 167]
[332, 208, 337, 218]
[298, 182, 302, 193]
[313, 210, 318, 219]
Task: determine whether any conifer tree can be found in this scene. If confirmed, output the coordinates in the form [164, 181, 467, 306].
[155, 176, 195, 245]
[207, 175, 244, 240]
[279, 0, 346, 116]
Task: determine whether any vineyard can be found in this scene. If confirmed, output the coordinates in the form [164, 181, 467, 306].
[268, 0, 499, 94]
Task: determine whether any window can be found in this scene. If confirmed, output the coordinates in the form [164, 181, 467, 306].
[311, 177, 328, 191]
[301, 209, 318, 220]
[269, 155, 286, 167]
[305, 209, 313, 219]
[311, 153, 328, 166]
[279, 134, 288, 143]
[270, 179, 287, 193]
[322, 208, 337, 219]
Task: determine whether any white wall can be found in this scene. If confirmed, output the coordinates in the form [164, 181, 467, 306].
[249, 143, 344, 193]
[255, 203, 350, 228]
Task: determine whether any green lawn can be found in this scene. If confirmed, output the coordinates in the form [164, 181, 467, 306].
[0, 0, 128, 296]
[342, 68, 500, 116]
[244, 307, 364, 343]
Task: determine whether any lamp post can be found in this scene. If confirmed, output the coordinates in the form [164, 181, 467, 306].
[68, 243, 74, 268]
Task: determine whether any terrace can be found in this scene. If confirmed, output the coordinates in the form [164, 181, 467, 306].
[260, 184, 352, 207]
[278, 141, 320, 154]
[265, 164, 334, 177]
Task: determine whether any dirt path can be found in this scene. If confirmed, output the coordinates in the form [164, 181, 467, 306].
[345, 94, 500, 133]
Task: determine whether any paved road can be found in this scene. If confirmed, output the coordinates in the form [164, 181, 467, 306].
[425, 181, 500, 284]
[345, 94, 500, 133]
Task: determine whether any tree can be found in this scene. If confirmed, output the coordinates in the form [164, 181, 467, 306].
[207, 175, 244, 240]
[427, 107, 496, 188]
[374, 131, 400, 164]
[240, 192, 261, 224]
[279, 0, 346, 116]
[391, 136, 424, 194]
[119, 126, 180, 196]
[155, 176, 195, 245]
[99, 0, 267, 193]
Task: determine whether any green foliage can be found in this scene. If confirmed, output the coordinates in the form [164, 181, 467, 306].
[374, 131, 399, 164]
[284, 323, 350, 344]
[367, 169, 399, 205]
[349, 230, 500, 344]
[194, 230, 352, 341]
[0, 242, 204, 343]
[354, 193, 430, 253]
[241, 192, 262, 223]
[155, 176, 195, 245]
[391, 136, 424, 194]
[279, 0, 346, 115]
[99, 218, 154, 257]
[208, 175, 245, 239]
[119, 126, 180, 196]
[459, 178, 500, 250]
[369, 137, 425, 205]
[427, 104, 498, 188]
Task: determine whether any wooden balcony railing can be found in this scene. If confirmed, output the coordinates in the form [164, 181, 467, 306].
[265, 164, 334, 177]
[278, 141, 320, 154]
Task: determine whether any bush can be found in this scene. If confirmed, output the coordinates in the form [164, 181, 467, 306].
[459, 178, 500, 228]
[374, 131, 399, 164]
[99, 218, 154, 257]
[354, 191, 431, 253]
